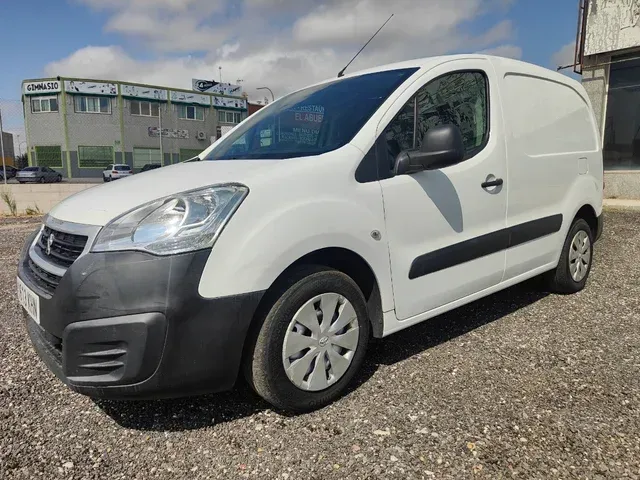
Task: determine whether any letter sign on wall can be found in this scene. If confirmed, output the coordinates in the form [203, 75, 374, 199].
[23, 81, 62, 95]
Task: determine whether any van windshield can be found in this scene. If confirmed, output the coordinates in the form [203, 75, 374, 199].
[204, 68, 418, 160]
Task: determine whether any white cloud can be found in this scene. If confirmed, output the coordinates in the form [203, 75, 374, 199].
[478, 44, 523, 59]
[293, 0, 481, 46]
[551, 41, 576, 69]
[48, 0, 520, 100]
[78, 0, 227, 52]
[46, 45, 341, 100]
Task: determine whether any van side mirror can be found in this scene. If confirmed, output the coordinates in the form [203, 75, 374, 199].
[394, 124, 466, 175]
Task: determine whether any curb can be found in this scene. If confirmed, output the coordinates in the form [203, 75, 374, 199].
[603, 199, 640, 211]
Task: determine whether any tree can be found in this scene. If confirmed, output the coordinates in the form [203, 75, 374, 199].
[15, 153, 28, 169]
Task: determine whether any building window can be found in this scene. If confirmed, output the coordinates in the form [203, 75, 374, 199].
[74, 96, 111, 114]
[31, 96, 59, 113]
[603, 55, 640, 170]
[178, 105, 204, 121]
[218, 110, 243, 124]
[34, 146, 63, 168]
[78, 146, 114, 168]
[131, 100, 160, 117]
[133, 147, 162, 169]
[180, 149, 202, 162]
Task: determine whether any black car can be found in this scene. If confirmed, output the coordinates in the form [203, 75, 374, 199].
[0, 165, 19, 180]
[140, 164, 161, 173]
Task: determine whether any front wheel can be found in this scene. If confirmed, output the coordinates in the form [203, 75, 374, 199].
[39, 176, 45, 184]
[56, 175, 62, 183]
[244, 266, 370, 412]
[544, 218, 594, 294]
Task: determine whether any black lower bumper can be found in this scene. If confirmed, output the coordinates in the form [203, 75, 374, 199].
[18, 230, 264, 399]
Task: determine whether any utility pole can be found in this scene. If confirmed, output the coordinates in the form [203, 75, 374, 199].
[158, 106, 163, 165]
[219, 66, 223, 83]
[0, 108, 7, 185]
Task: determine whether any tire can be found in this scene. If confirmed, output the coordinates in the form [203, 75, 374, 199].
[56, 175, 62, 183]
[244, 265, 371, 412]
[39, 176, 45, 184]
[544, 218, 594, 294]
[105, 176, 111, 182]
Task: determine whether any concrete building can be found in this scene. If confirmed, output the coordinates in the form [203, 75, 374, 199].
[247, 101, 266, 117]
[1, 131, 15, 166]
[577, 0, 640, 198]
[22, 77, 248, 178]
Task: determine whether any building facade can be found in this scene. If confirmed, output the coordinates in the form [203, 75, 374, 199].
[579, 0, 640, 198]
[22, 77, 248, 178]
[247, 101, 266, 116]
[1, 131, 15, 166]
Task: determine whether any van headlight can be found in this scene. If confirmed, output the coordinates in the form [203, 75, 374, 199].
[92, 184, 248, 255]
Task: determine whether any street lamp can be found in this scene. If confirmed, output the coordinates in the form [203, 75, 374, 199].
[257, 87, 275, 103]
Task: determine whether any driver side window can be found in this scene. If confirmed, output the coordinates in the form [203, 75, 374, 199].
[384, 70, 489, 171]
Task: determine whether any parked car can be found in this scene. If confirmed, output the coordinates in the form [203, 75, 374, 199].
[16, 166, 62, 183]
[17, 55, 603, 413]
[103, 164, 133, 182]
[0, 165, 19, 180]
[139, 163, 161, 173]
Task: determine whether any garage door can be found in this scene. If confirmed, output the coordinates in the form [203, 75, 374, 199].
[133, 148, 162, 169]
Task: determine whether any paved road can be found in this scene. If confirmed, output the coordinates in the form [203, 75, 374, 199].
[0, 211, 639, 479]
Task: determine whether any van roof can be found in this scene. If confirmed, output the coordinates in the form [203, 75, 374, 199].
[317, 54, 582, 93]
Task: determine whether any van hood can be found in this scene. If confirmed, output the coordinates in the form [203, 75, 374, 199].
[49, 160, 284, 226]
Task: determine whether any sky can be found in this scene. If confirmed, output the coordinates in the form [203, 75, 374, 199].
[0, 0, 581, 102]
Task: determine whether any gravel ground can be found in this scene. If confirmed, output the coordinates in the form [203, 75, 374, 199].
[1, 211, 639, 479]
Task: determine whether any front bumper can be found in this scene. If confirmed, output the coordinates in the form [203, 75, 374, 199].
[18, 229, 264, 399]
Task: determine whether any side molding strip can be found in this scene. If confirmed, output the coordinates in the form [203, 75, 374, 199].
[408, 214, 563, 280]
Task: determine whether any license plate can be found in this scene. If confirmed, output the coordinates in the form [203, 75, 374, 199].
[17, 277, 40, 324]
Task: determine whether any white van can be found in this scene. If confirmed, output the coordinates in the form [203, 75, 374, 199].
[17, 55, 603, 412]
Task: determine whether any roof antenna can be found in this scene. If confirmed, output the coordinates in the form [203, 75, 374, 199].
[337, 13, 394, 78]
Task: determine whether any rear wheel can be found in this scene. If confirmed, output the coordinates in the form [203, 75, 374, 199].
[244, 266, 370, 412]
[38, 177, 45, 184]
[544, 218, 593, 294]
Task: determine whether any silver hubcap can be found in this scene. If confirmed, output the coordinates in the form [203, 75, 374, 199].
[569, 230, 591, 282]
[282, 293, 359, 392]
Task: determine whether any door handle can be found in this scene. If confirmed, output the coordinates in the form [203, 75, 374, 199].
[481, 178, 503, 189]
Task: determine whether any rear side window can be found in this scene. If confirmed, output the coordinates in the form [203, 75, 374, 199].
[503, 74, 597, 155]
